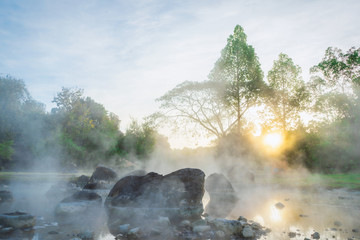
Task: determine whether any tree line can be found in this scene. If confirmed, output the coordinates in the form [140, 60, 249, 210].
[0, 81, 159, 170]
[0, 25, 359, 172]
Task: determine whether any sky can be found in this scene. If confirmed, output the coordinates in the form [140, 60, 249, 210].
[1, 0, 359, 148]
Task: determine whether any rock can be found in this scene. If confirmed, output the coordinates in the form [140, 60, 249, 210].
[215, 230, 225, 238]
[70, 175, 90, 188]
[84, 166, 118, 190]
[275, 202, 285, 210]
[204, 173, 238, 218]
[90, 165, 118, 182]
[55, 190, 102, 226]
[352, 228, 359, 233]
[0, 212, 35, 229]
[242, 225, 254, 238]
[288, 232, 296, 238]
[304, 238, 311, 240]
[0, 226, 14, 234]
[0, 190, 13, 204]
[334, 221, 342, 227]
[208, 218, 243, 234]
[193, 225, 211, 233]
[77, 230, 94, 240]
[105, 168, 205, 236]
[311, 232, 320, 239]
[180, 220, 191, 228]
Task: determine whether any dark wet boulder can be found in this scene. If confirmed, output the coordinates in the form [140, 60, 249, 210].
[105, 168, 205, 236]
[70, 175, 90, 188]
[90, 165, 117, 182]
[55, 190, 102, 226]
[83, 166, 118, 190]
[204, 173, 238, 218]
[0, 211, 35, 229]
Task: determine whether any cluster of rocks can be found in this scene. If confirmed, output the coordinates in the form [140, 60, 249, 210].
[104, 168, 268, 240]
[0, 166, 270, 239]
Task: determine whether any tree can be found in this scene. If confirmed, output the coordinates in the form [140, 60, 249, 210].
[312, 47, 360, 90]
[0, 75, 46, 168]
[266, 53, 309, 131]
[52, 87, 121, 167]
[209, 25, 264, 133]
[157, 80, 234, 139]
[309, 47, 360, 122]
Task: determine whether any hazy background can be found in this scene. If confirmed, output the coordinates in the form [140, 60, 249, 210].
[1, 0, 360, 148]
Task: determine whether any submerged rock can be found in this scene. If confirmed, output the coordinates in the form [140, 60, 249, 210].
[204, 173, 238, 218]
[105, 168, 205, 236]
[0, 211, 35, 229]
[0, 190, 13, 205]
[55, 190, 102, 226]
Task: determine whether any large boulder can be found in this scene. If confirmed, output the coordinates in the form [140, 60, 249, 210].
[204, 173, 238, 218]
[105, 168, 205, 236]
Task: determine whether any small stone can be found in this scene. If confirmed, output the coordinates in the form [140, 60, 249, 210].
[238, 216, 247, 222]
[304, 238, 311, 240]
[48, 230, 59, 234]
[352, 229, 359, 233]
[192, 219, 207, 226]
[251, 222, 262, 230]
[128, 227, 140, 234]
[299, 214, 308, 217]
[334, 221, 342, 227]
[118, 224, 130, 234]
[311, 232, 320, 239]
[158, 217, 170, 226]
[275, 202, 285, 210]
[215, 230, 225, 238]
[242, 225, 254, 238]
[180, 220, 191, 228]
[0, 227, 14, 234]
[288, 232, 296, 238]
[193, 225, 211, 233]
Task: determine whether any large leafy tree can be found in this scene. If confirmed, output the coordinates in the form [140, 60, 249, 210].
[209, 25, 264, 133]
[266, 53, 308, 131]
[157, 80, 234, 139]
[309, 47, 360, 121]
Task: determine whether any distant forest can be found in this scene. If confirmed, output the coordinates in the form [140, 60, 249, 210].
[1, 25, 359, 172]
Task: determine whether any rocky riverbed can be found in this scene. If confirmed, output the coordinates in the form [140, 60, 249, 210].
[0, 167, 359, 240]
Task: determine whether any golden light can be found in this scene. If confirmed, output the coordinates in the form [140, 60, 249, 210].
[270, 205, 282, 222]
[263, 132, 283, 149]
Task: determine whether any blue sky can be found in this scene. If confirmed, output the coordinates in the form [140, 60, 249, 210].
[1, 0, 359, 147]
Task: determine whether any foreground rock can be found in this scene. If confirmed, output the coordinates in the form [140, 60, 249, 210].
[0, 211, 35, 229]
[205, 173, 238, 218]
[55, 190, 102, 226]
[105, 168, 205, 236]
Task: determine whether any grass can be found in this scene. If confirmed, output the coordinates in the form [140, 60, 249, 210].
[272, 173, 360, 190]
[0, 172, 81, 183]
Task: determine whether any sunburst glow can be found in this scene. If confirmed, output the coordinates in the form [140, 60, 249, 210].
[270, 205, 282, 222]
[263, 132, 283, 149]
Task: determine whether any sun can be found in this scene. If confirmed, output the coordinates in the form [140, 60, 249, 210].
[263, 132, 283, 149]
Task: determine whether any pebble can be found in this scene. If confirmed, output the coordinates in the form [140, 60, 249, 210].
[242, 225, 254, 238]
